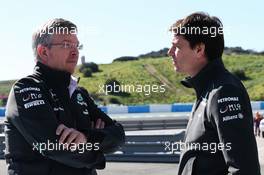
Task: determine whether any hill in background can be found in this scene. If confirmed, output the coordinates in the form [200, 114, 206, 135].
[113, 47, 264, 62]
[1, 54, 264, 105]
[76, 54, 264, 105]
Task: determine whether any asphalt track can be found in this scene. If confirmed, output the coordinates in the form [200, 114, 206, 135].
[0, 137, 263, 175]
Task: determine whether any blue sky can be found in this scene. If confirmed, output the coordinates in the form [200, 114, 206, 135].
[0, 0, 263, 81]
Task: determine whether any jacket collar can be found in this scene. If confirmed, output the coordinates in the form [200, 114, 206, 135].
[33, 62, 71, 89]
[181, 58, 226, 98]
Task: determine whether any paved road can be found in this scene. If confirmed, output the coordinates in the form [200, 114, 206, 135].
[1, 137, 264, 175]
[100, 136, 264, 175]
[97, 162, 178, 175]
[0, 160, 178, 175]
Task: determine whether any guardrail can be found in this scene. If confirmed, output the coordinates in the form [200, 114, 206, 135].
[98, 102, 264, 114]
[1, 101, 264, 116]
[0, 107, 5, 117]
[106, 131, 185, 162]
[0, 131, 185, 162]
[0, 104, 193, 116]
[0, 117, 184, 161]
[119, 118, 188, 131]
[100, 103, 193, 114]
[1, 116, 188, 132]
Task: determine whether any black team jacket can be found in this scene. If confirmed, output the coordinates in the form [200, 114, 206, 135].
[177, 58, 260, 175]
[4, 62, 125, 175]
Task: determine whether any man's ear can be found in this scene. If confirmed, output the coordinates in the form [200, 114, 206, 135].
[195, 43, 205, 58]
[37, 45, 49, 63]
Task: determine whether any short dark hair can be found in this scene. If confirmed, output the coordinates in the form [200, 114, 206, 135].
[170, 12, 224, 61]
[32, 18, 77, 61]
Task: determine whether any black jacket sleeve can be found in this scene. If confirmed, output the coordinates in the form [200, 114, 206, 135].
[78, 87, 125, 154]
[5, 79, 105, 169]
[209, 84, 260, 175]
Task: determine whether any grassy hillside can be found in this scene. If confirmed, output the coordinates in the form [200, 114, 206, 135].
[76, 54, 264, 105]
[1, 54, 264, 105]
[76, 57, 195, 105]
[0, 80, 16, 95]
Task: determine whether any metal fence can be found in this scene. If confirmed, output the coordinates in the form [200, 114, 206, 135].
[118, 118, 188, 131]
[106, 131, 185, 162]
[0, 117, 186, 162]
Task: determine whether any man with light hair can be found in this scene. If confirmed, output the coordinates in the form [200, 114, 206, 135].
[5, 18, 125, 175]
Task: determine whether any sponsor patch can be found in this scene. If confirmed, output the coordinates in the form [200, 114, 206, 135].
[223, 113, 244, 122]
[218, 97, 239, 104]
[24, 100, 45, 109]
[219, 103, 241, 114]
[220, 106, 228, 114]
[22, 93, 42, 102]
[19, 87, 40, 93]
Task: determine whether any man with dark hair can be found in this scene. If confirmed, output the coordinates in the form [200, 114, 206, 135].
[4, 18, 125, 175]
[168, 12, 260, 175]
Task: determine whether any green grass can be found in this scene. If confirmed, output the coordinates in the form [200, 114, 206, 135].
[76, 54, 264, 105]
[0, 80, 16, 95]
[1, 54, 264, 105]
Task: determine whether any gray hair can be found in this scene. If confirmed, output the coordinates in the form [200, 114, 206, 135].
[32, 18, 77, 61]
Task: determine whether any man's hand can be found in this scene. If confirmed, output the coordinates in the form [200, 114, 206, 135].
[56, 118, 105, 145]
[91, 118, 105, 129]
[56, 124, 87, 145]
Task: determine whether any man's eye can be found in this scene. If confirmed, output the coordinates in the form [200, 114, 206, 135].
[64, 43, 71, 48]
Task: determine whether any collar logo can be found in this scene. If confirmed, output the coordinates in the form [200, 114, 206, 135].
[77, 93, 84, 102]
[77, 93, 89, 115]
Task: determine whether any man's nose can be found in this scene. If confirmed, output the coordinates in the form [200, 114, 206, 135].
[71, 46, 79, 52]
[71, 45, 79, 53]
[167, 47, 174, 56]
[71, 50, 78, 57]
